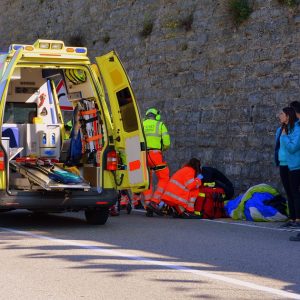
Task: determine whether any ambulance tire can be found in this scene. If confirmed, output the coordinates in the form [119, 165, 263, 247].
[85, 208, 109, 225]
[0, 209, 12, 213]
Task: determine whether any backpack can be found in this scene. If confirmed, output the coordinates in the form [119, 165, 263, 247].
[194, 186, 227, 219]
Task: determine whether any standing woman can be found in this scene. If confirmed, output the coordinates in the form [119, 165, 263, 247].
[275, 108, 296, 227]
[280, 107, 300, 229]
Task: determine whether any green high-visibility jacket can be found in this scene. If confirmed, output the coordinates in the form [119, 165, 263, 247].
[143, 119, 170, 151]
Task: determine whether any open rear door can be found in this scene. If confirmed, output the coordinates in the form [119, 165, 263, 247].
[0, 49, 23, 120]
[95, 51, 148, 191]
[0, 49, 23, 190]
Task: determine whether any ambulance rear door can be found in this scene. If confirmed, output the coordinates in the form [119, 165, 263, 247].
[95, 51, 148, 191]
[0, 48, 23, 190]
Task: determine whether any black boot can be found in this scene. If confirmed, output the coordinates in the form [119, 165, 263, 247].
[145, 209, 153, 217]
[148, 202, 164, 216]
[181, 211, 202, 219]
[134, 202, 144, 209]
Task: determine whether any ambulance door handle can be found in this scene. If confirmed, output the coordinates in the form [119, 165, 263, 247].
[115, 128, 121, 142]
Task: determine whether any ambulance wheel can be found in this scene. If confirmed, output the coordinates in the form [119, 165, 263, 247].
[85, 208, 109, 225]
[0, 209, 12, 213]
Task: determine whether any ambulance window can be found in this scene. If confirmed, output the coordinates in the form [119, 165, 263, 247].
[4, 102, 37, 124]
[116, 87, 138, 132]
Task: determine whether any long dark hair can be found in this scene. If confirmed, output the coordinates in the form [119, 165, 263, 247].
[282, 107, 297, 133]
[185, 158, 201, 175]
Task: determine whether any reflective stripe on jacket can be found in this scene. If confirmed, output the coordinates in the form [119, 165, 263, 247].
[162, 166, 201, 211]
[143, 119, 170, 150]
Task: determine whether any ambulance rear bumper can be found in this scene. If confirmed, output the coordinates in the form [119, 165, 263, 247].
[0, 188, 118, 212]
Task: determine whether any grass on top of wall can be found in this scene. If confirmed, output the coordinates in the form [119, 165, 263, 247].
[228, 0, 253, 25]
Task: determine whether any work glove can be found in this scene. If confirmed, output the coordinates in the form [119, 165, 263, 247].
[196, 174, 203, 180]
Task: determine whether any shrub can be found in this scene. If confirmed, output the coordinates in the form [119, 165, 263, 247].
[68, 34, 86, 47]
[278, 0, 298, 7]
[179, 14, 194, 31]
[102, 34, 110, 44]
[229, 0, 253, 25]
[181, 43, 188, 51]
[140, 19, 154, 38]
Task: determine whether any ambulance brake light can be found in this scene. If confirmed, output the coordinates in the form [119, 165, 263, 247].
[0, 151, 5, 171]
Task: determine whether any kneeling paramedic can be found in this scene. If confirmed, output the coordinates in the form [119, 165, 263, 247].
[143, 108, 170, 217]
[156, 158, 203, 219]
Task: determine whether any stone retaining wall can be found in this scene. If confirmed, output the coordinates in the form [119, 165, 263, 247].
[0, 0, 299, 195]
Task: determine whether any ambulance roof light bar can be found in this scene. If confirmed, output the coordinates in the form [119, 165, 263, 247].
[9, 39, 87, 56]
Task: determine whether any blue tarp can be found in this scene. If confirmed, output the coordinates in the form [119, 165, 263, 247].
[225, 184, 288, 221]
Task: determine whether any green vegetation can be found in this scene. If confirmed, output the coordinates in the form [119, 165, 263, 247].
[140, 19, 154, 38]
[179, 14, 194, 31]
[102, 34, 110, 44]
[181, 43, 188, 51]
[164, 20, 180, 30]
[278, 0, 298, 7]
[229, 0, 253, 25]
[68, 34, 86, 47]
[164, 14, 194, 31]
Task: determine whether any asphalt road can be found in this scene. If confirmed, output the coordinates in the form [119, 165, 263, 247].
[0, 209, 299, 300]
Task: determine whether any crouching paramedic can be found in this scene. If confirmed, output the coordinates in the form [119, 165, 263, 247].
[143, 108, 170, 216]
[158, 158, 203, 219]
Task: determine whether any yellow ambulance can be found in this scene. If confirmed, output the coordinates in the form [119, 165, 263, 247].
[0, 39, 148, 224]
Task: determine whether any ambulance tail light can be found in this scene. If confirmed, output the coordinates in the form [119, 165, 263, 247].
[106, 150, 118, 171]
[0, 151, 5, 171]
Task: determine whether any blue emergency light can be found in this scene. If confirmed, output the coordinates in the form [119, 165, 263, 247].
[75, 48, 86, 53]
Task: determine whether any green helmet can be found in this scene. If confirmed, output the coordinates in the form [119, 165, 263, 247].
[145, 108, 161, 121]
[65, 120, 72, 129]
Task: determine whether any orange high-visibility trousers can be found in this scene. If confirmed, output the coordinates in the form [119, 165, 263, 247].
[143, 150, 169, 208]
[162, 188, 199, 213]
[132, 193, 142, 207]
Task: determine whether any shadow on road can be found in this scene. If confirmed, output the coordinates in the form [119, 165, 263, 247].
[0, 210, 299, 297]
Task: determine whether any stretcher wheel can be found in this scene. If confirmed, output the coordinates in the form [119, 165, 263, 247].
[126, 203, 132, 214]
[116, 199, 121, 212]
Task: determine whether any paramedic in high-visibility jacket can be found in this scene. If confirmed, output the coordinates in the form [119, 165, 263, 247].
[160, 158, 203, 219]
[143, 108, 170, 217]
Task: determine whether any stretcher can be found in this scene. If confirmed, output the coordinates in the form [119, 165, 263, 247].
[10, 157, 90, 191]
